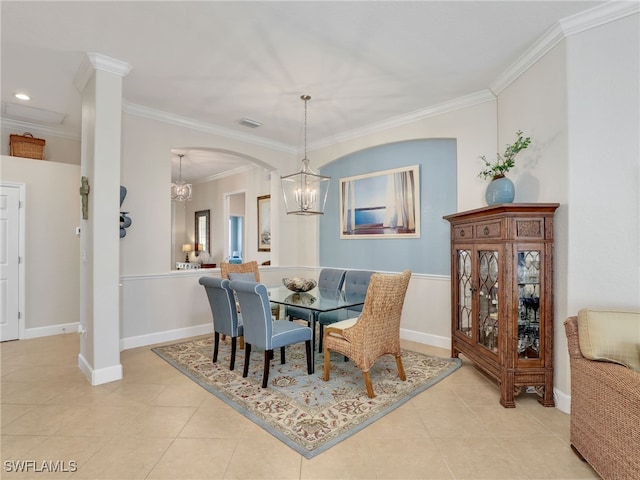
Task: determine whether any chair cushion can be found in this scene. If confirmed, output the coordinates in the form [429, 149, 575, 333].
[271, 320, 312, 349]
[325, 317, 359, 339]
[578, 308, 640, 372]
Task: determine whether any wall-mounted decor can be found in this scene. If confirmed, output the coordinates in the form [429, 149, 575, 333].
[79, 176, 90, 220]
[340, 165, 420, 239]
[120, 186, 132, 238]
[257, 195, 271, 251]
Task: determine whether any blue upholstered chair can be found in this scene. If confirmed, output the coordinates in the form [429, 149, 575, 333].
[230, 279, 313, 388]
[286, 268, 347, 323]
[318, 270, 376, 351]
[198, 277, 243, 370]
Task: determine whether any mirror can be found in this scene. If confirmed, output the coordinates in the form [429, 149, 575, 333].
[194, 210, 210, 255]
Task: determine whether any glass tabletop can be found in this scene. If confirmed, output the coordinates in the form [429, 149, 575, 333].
[267, 286, 365, 313]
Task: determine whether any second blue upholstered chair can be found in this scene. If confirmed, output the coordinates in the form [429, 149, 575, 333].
[230, 279, 313, 388]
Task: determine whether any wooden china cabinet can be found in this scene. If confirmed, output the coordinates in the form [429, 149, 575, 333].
[443, 203, 559, 407]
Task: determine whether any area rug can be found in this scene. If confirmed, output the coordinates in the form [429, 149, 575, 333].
[152, 336, 461, 458]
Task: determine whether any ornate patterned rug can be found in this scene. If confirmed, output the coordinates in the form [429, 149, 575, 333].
[152, 336, 461, 458]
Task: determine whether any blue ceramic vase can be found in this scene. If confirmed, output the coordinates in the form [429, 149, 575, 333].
[485, 176, 515, 205]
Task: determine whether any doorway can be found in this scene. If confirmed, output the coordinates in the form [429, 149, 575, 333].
[225, 191, 245, 262]
[0, 184, 23, 341]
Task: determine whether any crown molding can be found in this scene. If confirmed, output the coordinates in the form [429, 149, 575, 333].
[490, 1, 639, 95]
[1, 117, 81, 141]
[196, 164, 254, 184]
[122, 101, 296, 155]
[74, 53, 133, 92]
[309, 89, 496, 151]
[561, 0, 639, 37]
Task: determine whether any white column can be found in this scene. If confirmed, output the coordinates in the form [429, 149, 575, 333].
[75, 53, 132, 385]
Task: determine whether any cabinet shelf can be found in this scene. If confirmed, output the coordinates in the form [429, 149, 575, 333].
[444, 203, 558, 408]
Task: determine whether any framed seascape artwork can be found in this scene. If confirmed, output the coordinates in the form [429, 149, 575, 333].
[257, 195, 271, 251]
[340, 165, 420, 239]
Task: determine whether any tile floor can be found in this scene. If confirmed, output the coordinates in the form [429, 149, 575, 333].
[1, 333, 600, 479]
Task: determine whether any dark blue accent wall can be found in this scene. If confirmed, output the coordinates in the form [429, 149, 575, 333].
[318, 139, 457, 275]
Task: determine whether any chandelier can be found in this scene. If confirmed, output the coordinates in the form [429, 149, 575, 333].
[171, 153, 192, 202]
[281, 95, 330, 215]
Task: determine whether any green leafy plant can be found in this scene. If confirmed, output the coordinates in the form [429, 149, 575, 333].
[478, 130, 532, 180]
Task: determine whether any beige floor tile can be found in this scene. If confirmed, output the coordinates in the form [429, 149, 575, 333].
[300, 435, 378, 479]
[69, 436, 172, 479]
[151, 383, 211, 407]
[366, 436, 455, 479]
[1, 405, 77, 436]
[496, 434, 601, 479]
[434, 436, 529, 479]
[409, 381, 466, 409]
[470, 404, 555, 437]
[362, 404, 431, 439]
[1, 404, 35, 427]
[178, 403, 262, 439]
[224, 434, 302, 479]
[1, 435, 48, 460]
[449, 381, 502, 407]
[147, 438, 237, 479]
[1, 380, 66, 405]
[416, 404, 490, 438]
[97, 383, 166, 407]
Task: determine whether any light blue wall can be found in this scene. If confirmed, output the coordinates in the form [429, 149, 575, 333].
[319, 139, 457, 275]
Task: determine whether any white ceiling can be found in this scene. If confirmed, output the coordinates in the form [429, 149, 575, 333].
[1, 1, 609, 181]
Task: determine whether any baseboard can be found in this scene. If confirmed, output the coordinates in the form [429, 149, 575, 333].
[23, 322, 79, 339]
[77, 353, 123, 385]
[120, 323, 214, 351]
[554, 387, 571, 414]
[401, 327, 451, 350]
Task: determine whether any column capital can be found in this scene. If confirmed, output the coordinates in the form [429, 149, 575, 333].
[74, 52, 132, 92]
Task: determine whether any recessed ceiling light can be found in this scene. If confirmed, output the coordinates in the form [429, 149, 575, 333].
[14, 92, 31, 101]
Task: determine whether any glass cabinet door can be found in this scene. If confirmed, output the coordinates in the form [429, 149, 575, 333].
[456, 249, 473, 338]
[478, 250, 499, 353]
[517, 250, 541, 359]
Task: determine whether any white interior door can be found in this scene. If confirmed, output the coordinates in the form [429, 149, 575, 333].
[0, 186, 20, 341]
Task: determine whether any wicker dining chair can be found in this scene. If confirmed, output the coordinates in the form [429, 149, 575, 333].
[322, 270, 412, 398]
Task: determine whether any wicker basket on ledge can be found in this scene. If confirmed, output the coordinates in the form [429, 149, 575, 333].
[9, 132, 45, 160]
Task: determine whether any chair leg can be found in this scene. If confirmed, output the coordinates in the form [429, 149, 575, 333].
[243, 343, 251, 378]
[318, 324, 323, 353]
[305, 340, 312, 374]
[323, 347, 331, 381]
[230, 337, 237, 370]
[239, 336, 244, 350]
[280, 346, 286, 364]
[262, 351, 271, 388]
[396, 355, 406, 381]
[213, 332, 220, 363]
[363, 371, 375, 398]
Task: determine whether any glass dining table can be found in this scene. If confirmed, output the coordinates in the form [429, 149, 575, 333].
[267, 285, 365, 372]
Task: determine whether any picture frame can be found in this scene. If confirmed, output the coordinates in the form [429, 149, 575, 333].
[340, 165, 420, 239]
[257, 195, 271, 251]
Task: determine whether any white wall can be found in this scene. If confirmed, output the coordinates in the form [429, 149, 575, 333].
[1, 124, 81, 165]
[0, 155, 80, 335]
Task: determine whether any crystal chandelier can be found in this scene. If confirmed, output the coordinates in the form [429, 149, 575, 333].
[171, 153, 192, 202]
[281, 95, 330, 215]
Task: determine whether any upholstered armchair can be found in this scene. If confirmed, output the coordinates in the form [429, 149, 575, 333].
[323, 270, 411, 398]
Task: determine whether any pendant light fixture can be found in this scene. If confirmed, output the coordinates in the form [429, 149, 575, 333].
[171, 153, 192, 202]
[281, 95, 330, 215]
